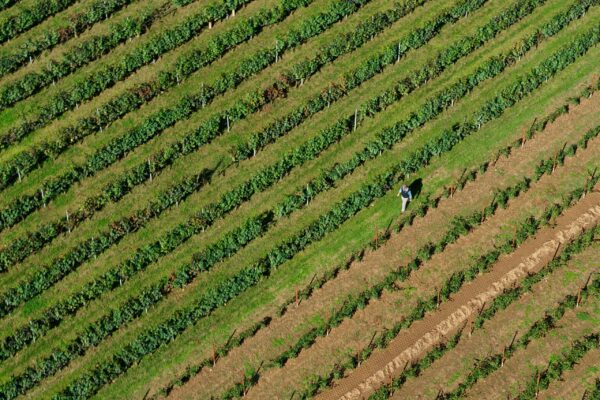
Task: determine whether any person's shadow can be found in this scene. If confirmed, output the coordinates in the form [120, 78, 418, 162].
[409, 178, 423, 199]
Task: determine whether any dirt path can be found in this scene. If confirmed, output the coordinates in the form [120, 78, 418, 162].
[462, 300, 600, 399]
[392, 244, 600, 399]
[539, 348, 600, 400]
[166, 92, 600, 400]
[316, 192, 600, 400]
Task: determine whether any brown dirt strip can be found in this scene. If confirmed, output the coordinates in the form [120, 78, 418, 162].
[166, 92, 600, 400]
[539, 348, 600, 400]
[317, 192, 600, 400]
[392, 244, 600, 399]
[462, 301, 600, 399]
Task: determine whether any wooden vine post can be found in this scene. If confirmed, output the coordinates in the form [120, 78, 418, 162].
[551, 242, 560, 261]
[212, 343, 217, 367]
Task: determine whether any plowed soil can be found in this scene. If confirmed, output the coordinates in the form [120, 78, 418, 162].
[462, 300, 599, 399]
[392, 244, 600, 399]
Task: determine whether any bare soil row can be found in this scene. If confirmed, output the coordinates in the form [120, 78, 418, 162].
[393, 243, 600, 398]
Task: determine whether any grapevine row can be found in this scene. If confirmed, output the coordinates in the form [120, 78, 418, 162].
[519, 334, 600, 399]
[0, 3, 171, 116]
[51, 28, 600, 398]
[0, 0, 180, 78]
[0, 0, 77, 45]
[587, 380, 600, 399]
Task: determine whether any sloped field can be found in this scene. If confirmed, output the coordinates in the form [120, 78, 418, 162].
[0, 0, 598, 399]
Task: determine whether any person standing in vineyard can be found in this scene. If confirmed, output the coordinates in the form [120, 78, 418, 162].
[397, 184, 412, 212]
